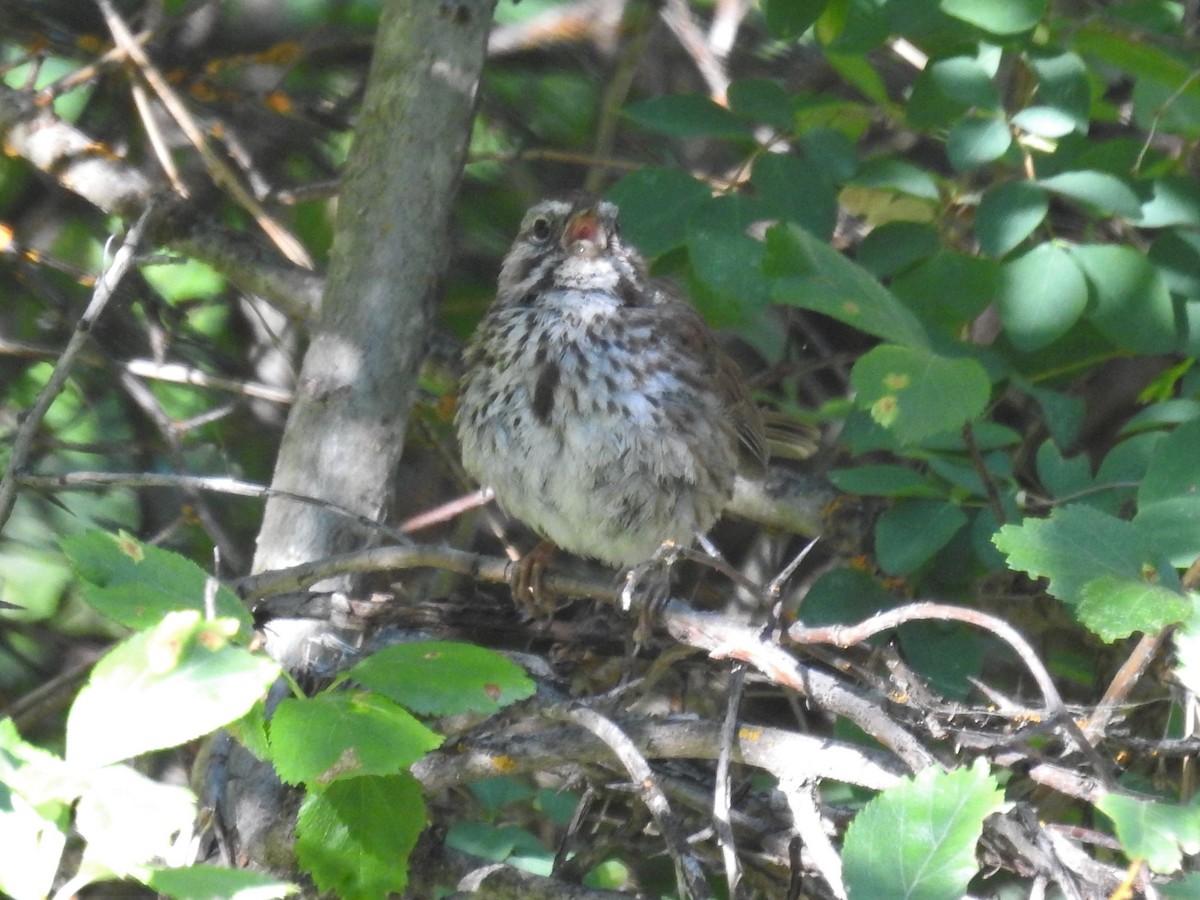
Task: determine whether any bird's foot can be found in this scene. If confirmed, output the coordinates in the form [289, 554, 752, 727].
[509, 540, 558, 619]
[621, 540, 681, 644]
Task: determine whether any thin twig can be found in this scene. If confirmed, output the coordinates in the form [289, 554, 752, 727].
[778, 779, 846, 899]
[791, 602, 1116, 787]
[0, 206, 154, 531]
[96, 0, 313, 269]
[714, 662, 745, 896]
[547, 704, 714, 900]
[17, 470, 413, 547]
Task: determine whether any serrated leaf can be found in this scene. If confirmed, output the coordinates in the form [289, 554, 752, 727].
[843, 759, 1006, 900]
[1037, 170, 1143, 219]
[606, 168, 710, 258]
[59, 531, 252, 634]
[296, 773, 424, 900]
[1097, 793, 1200, 874]
[850, 344, 991, 444]
[623, 95, 751, 139]
[947, 116, 1012, 171]
[995, 243, 1087, 351]
[347, 641, 535, 717]
[976, 181, 1049, 257]
[875, 499, 969, 575]
[992, 506, 1181, 612]
[766, 224, 930, 348]
[66, 611, 280, 768]
[142, 864, 298, 900]
[1069, 243, 1179, 353]
[1077, 575, 1191, 641]
[269, 692, 442, 786]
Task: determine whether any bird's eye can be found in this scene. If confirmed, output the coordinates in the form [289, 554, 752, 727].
[529, 216, 552, 244]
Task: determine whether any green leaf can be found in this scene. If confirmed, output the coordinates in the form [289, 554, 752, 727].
[1097, 793, 1200, 874]
[940, 0, 1046, 33]
[142, 864, 298, 900]
[801, 567, 900, 630]
[857, 222, 939, 277]
[269, 692, 442, 786]
[976, 181, 1049, 258]
[446, 821, 552, 869]
[606, 168, 710, 258]
[1077, 575, 1191, 642]
[1140, 176, 1200, 228]
[59, 531, 252, 634]
[875, 499, 969, 575]
[927, 56, 1001, 110]
[727, 79, 793, 130]
[0, 722, 69, 900]
[296, 773, 425, 900]
[65, 611, 280, 768]
[74, 764, 196, 879]
[1139, 417, 1200, 507]
[995, 243, 1088, 351]
[347, 641, 535, 716]
[890, 250, 998, 331]
[829, 465, 942, 498]
[1011, 105, 1079, 138]
[851, 157, 940, 201]
[1035, 439, 1094, 500]
[1037, 170, 1143, 219]
[1175, 598, 1200, 697]
[766, 224, 930, 348]
[751, 152, 838, 240]
[1069, 243, 1179, 353]
[762, 0, 828, 40]
[842, 759, 1006, 900]
[687, 197, 772, 326]
[850, 344, 991, 444]
[623, 95, 751, 139]
[1135, 418, 1200, 564]
[1150, 229, 1200, 298]
[1027, 52, 1090, 132]
[992, 506, 1181, 612]
[947, 115, 1012, 171]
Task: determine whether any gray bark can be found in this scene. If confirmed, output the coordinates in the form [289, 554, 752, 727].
[209, 0, 493, 876]
[254, 0, 491, 583]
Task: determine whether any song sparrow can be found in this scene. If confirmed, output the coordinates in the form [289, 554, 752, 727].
[457, 192, 768, 573]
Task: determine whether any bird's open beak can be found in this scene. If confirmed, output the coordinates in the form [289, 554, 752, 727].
[563, 209, 606, 256]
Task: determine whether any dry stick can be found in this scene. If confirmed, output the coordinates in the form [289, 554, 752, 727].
[17, 470, 413, 547]
[714, 661, 745, 897]
[1086, 557, 1200, 741]
[548, 705, 714, 900]
[790, 602, 1116, 788]
[0, 207, 154, 531]
[96, 0, 313, 269]
[661, 0, 730, 102]
[778, 780, 846, 900]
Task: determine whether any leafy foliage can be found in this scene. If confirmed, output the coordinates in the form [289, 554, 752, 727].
[2, 0, 1200, 896]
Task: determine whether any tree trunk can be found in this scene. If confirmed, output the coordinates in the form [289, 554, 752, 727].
[209, 0, 493, 876]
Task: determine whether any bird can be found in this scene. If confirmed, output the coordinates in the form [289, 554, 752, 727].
[456, 192, 771, 600]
